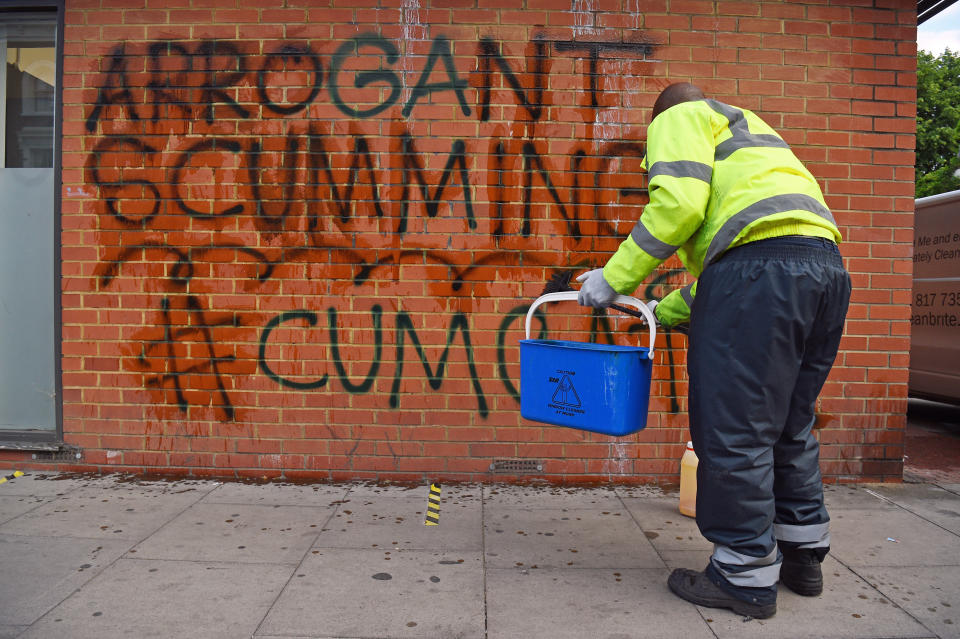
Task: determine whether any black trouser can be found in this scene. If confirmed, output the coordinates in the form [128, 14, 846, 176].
[687, 236, 851, 603]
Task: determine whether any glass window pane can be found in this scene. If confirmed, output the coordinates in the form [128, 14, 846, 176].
[3, 16, 56, 168]
[0, 10, 58, 433]
[0, 168, 55, 431]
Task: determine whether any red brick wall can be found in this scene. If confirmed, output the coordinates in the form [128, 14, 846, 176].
[3, 0, 917, 483]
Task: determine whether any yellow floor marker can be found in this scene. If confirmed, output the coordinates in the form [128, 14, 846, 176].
[424, 483, 441, 526]
[0, 471, 24, 485]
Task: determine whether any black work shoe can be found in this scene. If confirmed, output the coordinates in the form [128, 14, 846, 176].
[668, 568, 777, 619]
[779, 548, 823, 596]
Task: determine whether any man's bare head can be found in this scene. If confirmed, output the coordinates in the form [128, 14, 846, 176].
[652, 82, 705, 121]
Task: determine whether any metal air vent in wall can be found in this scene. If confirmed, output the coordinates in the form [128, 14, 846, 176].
[489, 459, 543, 474]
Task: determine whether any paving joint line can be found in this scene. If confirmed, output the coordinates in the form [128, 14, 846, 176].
[616, 491, 721, 638]
[829, 549, 944, 638]
[251, 484, 351, 638]
[934, 482, 960, 498]
[481, 484, 490, 639]
[862, 487, 960, 539]
[120, 555, 303, 567]
[14, 477, 220, 633]
[0, 496, 59, 528]
[0, 474, 93, 526]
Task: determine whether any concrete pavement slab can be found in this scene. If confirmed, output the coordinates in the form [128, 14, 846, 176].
[131, 502, 333, 564]
[257, 549, 485, 639]
[483, 484, 623, 510]
[0, 493, 55, 525]
[701, 558, 933, 639]
[858, 565, 960, 639]
[865, 482, 957, 504]
[315, 485, 483, 552]
[632, 551, 941, 637]
[619, 495, 712, 552]
[824, 484, 900, 510]
[202, 481, 349, 506]
[344, 482, 480, 501]
[4, 473, 960, 638]
[865, 484, 960, 536]
[615, 484, 672, 499]
[829, 506, 960, 567]
[0, 472, 88, 497]
[341, 482, 426, 499]
[0, 482, 210, 541]
[485, 566, 715, 639]
[657, 549, 713, 571]
[0, 534, 129, 626]
[18, 557, 293, 639]
[484, 507, 662, 569]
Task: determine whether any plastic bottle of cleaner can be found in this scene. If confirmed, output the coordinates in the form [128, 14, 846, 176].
[679, 441, 698, 518]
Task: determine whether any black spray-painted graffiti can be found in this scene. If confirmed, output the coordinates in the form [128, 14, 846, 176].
[88, 34, 652, 129]
[89, 31, 689, 422]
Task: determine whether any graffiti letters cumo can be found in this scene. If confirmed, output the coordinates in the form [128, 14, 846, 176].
[86, 31, 688, 422]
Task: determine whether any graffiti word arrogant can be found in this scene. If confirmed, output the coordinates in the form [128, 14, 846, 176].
[86, 33, 656, 132]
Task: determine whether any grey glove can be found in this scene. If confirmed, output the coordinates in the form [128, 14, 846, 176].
[576, 268, 618, 308]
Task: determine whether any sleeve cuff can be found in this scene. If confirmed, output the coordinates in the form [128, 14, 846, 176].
[656, 282, 696, 326]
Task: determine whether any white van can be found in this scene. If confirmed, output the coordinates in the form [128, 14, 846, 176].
[910, 189, 960, 404]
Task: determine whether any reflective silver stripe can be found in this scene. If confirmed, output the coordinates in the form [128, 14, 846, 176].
[680, 283, 694, 309]
[705, 193, 837, 264]
[713, 544, 779, 567]
[706, 99, 750, 137]
[648, 160, 712, 183]
[706, 99, 789, 161]
[774, 522, 830, 547]
[714, 561, 782, 588]
[787, 535, 831, 550]
[712, 544, 781, 588]
[715, 135, 789, 161]
[631, 222, 679, 260]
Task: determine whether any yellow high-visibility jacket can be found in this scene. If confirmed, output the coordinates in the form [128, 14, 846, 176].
[603, 99, 842, 327]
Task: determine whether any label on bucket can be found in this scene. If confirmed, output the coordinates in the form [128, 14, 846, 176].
[546, 370, 586, 418]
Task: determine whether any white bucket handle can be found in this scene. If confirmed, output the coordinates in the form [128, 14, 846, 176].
[524, 291, 656, 359]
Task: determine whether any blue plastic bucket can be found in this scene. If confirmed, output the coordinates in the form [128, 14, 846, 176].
[519, 292, 656, 437]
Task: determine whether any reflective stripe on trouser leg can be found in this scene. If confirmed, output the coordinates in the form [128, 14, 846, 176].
[711, 544, 782, 588]
[774, 522, 831, 549]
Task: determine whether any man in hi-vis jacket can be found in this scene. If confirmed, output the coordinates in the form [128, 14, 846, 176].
[577, 83, 851, 619]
